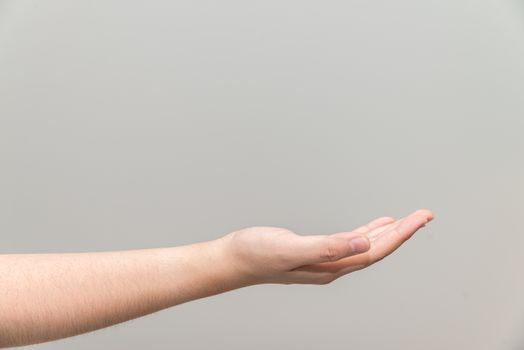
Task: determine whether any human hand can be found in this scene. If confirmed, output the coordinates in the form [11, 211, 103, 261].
[220, 209, 434, 285]
[0, 210, 432, 347]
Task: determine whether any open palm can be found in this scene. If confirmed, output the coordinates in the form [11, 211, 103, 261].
[223, 209, 434, 285]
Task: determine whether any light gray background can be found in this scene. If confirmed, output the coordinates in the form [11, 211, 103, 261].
[1, 0, 523, 349]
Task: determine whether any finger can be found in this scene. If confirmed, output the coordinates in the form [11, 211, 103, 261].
[332, 216, 396, 239]
[351, 216, 396, 234]
[288, 216, 395, 265]
[363, 210, 432, 264]
[325, 211, 433, 274]
[288, 217, 395, 267]
[367, 209, 432, 241]
[291, 209, 433, 274]
[411, 208, 434, 221]
[328, 212, 431, 277]
[366, 216, 397, 229]
[366, 221, 397, 242]
[290, 233, 371, 267]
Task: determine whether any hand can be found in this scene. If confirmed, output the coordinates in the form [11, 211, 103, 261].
[220, 209, 434, 285]
[0, 210, 432, 347]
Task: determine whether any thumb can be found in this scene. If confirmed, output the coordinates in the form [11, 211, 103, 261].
[292, 233, 371, 266]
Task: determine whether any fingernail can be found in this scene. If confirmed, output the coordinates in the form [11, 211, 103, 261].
[349, 236, 370, 254]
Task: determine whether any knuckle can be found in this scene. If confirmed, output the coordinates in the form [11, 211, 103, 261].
[320, 242, 341, 262]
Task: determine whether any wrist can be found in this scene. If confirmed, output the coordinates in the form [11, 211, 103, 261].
[160, 235, 257, 304]
[208, 234, 260, 289]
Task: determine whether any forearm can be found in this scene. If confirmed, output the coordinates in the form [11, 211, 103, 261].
[0, 237, 246, 348]
[0, 210, 433, 347]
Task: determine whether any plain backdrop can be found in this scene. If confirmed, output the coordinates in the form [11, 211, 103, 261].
[1, 0, 523, 349]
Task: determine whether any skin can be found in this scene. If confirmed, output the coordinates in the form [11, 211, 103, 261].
[0, 209, 433, 347]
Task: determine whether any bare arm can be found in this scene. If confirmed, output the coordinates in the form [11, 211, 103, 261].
[0, 209, 433, 347]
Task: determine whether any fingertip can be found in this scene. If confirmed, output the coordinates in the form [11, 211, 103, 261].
[391, 214, 426, 240]
[411, 209, 434, 222]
